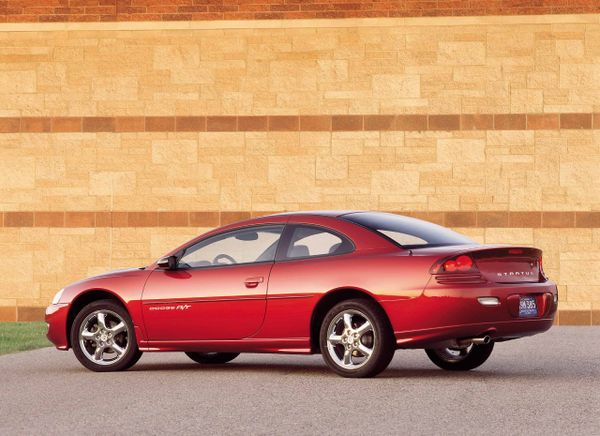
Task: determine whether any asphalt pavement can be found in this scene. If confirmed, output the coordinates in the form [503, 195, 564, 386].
[1, 327, 599, 435]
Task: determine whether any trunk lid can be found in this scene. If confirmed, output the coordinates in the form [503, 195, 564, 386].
[412, 244, 544, 284]
[469, 246, 542, 283]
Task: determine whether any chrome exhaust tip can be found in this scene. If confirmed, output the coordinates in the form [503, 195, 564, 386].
[471, 335, 491, 345]
[456, 335, 491, 347]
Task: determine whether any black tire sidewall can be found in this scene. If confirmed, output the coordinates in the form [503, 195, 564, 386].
[70, 299, 141, 372]
[319, 299, 394, 378]
[185, 352, 240, 364]
[425, 342, 494, 371]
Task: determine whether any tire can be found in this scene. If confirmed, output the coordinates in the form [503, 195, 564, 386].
[425, 342, 494, 371]
[70, 299, 142, 372]
[185, 352, 240, 364]
[319, 298, 395, 378]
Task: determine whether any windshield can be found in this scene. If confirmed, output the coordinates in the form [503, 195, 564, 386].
[342, 212, 475, 249]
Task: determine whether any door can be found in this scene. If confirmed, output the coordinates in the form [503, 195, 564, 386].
[142, 225, 284, 341]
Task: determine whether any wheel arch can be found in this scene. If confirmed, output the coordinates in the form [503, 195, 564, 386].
[309, 287, 393, 353]
[66, 289, 129, 348]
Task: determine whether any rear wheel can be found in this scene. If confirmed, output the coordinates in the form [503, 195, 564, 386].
[71, 299, 142, 372]
[185, 352, 240, 364]
[319, 299, 395, 378]
[425, 342, 494, 371]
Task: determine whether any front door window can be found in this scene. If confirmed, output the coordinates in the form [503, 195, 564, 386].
[178, 225, 284, 268]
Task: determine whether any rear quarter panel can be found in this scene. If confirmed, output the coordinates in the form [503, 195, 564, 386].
[259, 251, 436, 339]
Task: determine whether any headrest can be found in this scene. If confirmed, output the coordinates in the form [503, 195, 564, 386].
[289, 244, 310, 258]
[328, 242, 341, 254]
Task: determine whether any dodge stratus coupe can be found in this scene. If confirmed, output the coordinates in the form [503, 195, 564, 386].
[46, 211, 557, 377]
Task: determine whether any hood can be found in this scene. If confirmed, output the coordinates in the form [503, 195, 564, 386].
[68, 267, 145, 287]
[91, 267, 145, 279]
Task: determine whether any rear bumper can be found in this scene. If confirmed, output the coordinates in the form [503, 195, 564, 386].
[45, 304, 69, 350]
[394, 317, 554, 349]
[382, 280, 557, 349]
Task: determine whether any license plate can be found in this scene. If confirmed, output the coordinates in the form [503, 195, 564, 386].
[519, 296, 538, 318]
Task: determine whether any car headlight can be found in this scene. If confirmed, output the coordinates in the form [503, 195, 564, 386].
[51, 288, 65, 305]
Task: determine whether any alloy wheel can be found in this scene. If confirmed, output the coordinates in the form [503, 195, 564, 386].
[326, 309, 376, 370]
[434, 345, 474, 363]
[79, 309, 130, 366]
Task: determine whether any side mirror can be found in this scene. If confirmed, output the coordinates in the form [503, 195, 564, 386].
[157, 256, 177, 270]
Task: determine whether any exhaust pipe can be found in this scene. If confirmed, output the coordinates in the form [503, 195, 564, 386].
[457, 335, 491, 347]
[470, 335, 491, 345]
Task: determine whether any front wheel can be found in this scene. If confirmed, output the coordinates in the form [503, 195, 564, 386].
[320, 299, 395, 378]
[425, 342, 494, 371]
[70, 299, 142, 372]
[185, 352, 240, 364]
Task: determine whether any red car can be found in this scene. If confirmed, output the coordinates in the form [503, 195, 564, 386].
[46, 211, 557, 377]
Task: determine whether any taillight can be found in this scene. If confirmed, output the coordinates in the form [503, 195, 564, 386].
[431, 254, 478, 274]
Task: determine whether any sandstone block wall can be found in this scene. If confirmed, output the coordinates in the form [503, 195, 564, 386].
[0, 14, 598, 324]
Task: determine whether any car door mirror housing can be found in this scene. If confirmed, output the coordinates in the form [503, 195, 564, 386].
[157, 256, 177, 270]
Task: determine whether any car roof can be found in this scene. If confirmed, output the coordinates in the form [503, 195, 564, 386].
[264, 210, 364, 218]
[153, 210, 402, 263]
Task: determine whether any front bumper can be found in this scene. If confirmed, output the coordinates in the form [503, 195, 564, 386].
[45, 304, 70, 350]
[383, 280, 558, 349]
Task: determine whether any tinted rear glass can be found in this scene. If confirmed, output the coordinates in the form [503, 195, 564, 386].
[342, 212, 474, 248]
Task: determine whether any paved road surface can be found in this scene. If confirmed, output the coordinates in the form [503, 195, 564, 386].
[1, 327, 599, 435]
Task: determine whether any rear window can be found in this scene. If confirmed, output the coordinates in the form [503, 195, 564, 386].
[342, 212, 474, 249]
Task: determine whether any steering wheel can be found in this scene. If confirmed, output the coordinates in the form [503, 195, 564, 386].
[213, 254, 237, 265]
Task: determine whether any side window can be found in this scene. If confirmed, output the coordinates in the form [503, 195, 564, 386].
[285, 226, 353, 259]
[178, 225, 284, 269]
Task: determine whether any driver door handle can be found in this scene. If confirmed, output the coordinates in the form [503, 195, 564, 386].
[244, 276, 264, 288]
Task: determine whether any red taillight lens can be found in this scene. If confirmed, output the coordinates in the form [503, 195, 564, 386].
[444, 259, 457, 272]
[432, 254, 477, 274]
[455, 255, 473, 271]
